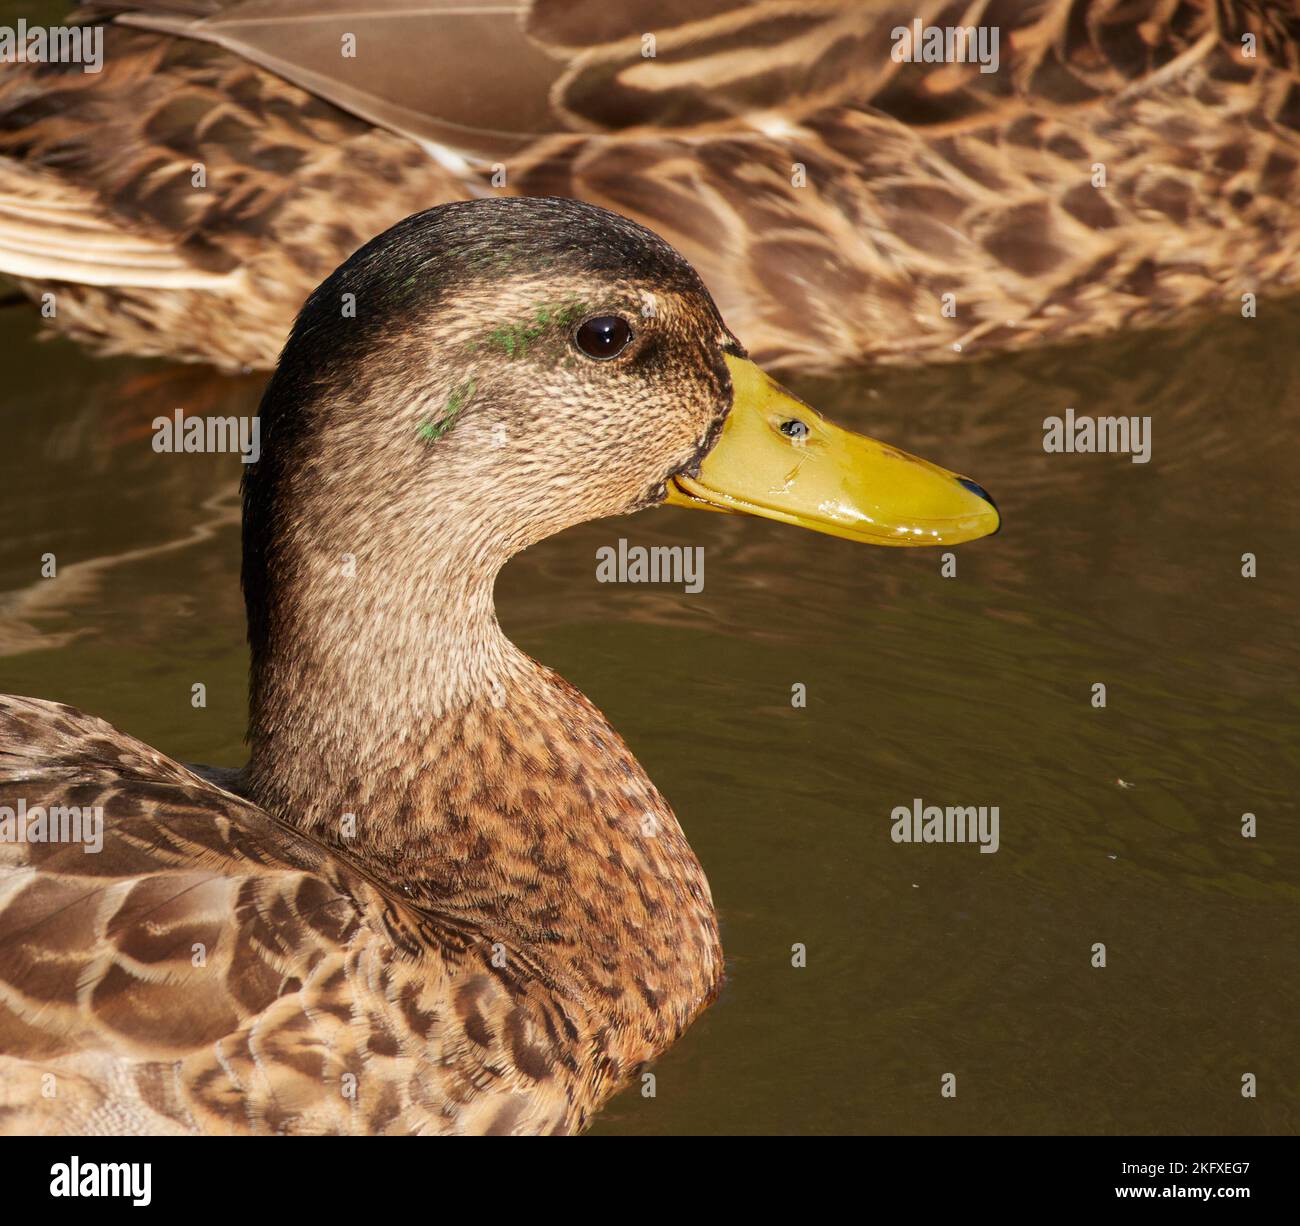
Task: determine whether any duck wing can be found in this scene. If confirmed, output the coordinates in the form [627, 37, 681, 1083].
[0, 695, 583, 1135]
[106, 0, 571, 159]
[102, 0, 1300, 149]
[101, 0, 952, 152]
[0, 12, 465, 368]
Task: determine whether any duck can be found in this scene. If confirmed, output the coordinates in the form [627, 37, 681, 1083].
[0, 196, 1000, 1135]
[1, 0, 1298, 373]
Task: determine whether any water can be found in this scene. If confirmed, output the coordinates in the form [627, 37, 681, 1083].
[0, 296, 1295, 1135]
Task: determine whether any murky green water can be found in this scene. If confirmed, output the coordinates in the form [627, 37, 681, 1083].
[0, 295, 1295, 1135]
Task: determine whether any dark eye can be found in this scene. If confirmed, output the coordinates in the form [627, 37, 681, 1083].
[574, 315, 633, 360]
[780, 419, 810, 440]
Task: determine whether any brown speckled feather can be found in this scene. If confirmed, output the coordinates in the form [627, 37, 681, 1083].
[0, 16, 469, 368]
[1, 1, 1298, 369]
[0, 695, 619, 1134]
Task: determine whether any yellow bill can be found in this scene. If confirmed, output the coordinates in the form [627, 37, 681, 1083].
[665, 354, 1000, 546]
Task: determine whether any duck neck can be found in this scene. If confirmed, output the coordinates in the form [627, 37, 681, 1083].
[245, 529, 722, 1061]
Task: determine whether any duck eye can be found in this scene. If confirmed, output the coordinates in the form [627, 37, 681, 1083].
[780, 419, 810, 441]
[574, 315, 633, 360]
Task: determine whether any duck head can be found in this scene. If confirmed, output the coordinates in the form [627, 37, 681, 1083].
[247, 197, 998, 601]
